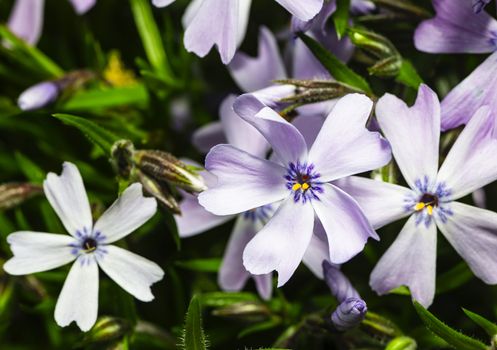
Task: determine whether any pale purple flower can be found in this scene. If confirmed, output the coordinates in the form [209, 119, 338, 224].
[7, 0, 96, 46]
[473, 0, 492, 13]
[414, 0, 497, 54]
[3, 162, 163, 331]
[336, 84, 497, 307]
[17, 81, 60, 111]
[198, 93, 391, 286]
[350, 0, 376, 15]
[153, 0, 324, 64]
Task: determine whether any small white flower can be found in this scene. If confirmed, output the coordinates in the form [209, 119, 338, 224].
[3, 162, 164, 332]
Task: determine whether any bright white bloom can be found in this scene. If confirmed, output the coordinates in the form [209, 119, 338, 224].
[3, 162, 163, 332]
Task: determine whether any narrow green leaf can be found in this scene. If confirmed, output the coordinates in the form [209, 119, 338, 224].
[200, 292, 258, 308]
[129, 0, 174, 82]
[413, 301, 488, 350]
[332, 0, 351, 39]
[181, 295, 208, 350]
[238, 317, 281, 338]
[298, 33, 373, 95]
[14, 152, 45, 184]
[61, 85, 149, 110]
[396, 59, 423, 89]
[52, 113, 119, 155]
[175, 258, 221, 273]
[463, 308, 497, 337]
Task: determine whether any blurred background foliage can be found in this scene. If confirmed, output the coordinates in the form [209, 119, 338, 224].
[0, 0, 497, 349]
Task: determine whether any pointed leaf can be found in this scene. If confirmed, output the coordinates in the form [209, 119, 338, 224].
[396, 59, 423, 89]
[463, 309, 497, 337]
[332, 0, 351, 39]
[181, 295, 208, 350]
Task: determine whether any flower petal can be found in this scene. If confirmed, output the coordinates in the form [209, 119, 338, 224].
[3, 232, 76, 275]
[176, 194, 234, 237]
[312, 184, 378, 264]
[152, 0, 176, 7]
[7, 0, 45, 46]
[437, 106, 497, 200]
[302, 222, 330, 278]
[228, 27, 287, 92]
[334, 176, 414, 229]
[414, 0, 497, 53]
[243, 197, 315, 287]
[94, 183, 157, 244]
[69, 0, 96, 14]
[441, 51, 497, 130]
[218, 216, 258, 293]
[253, 274, 273, 301]
[274, 0, 323, 21]
[220, 94, 269, 157]
[308, 94, 391, 182]
[192, 121, 227, 154]
[54, 256, 99, 332]
[370, 215, 437, 307]
[436, 202, 497, 284]
[291, 115, 325, 149]
[43, 162, 93, 237]
[233, 94, 308, 165]
[375, 84, 440, 190]
[97, 245, 164, 302]
[199, 145, 287, 215]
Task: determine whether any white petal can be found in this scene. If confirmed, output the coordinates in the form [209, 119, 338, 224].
[94, 183, 157, 244]
[43, 162, 93, 237]
[3, 232, 76, 275]
[97, 245, 164, 302]
[55, 256, 99, 332]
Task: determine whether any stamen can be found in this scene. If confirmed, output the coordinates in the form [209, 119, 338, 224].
[427, 205, 433, 216]
[82, 238, 97, 253]
[302, 183, 310, 190]
[292, 183, 302, 191]
[414, 202, 425, 211]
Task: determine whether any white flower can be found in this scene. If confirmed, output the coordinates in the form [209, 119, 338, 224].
[2, 162, 164, 332]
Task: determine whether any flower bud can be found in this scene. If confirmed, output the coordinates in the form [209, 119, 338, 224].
[110, 140, 135, 179]
[17, 81, 59, 111]
[134, 150, 207, 193]
[473, 0, 491, 13]
[331, 297, 367, 331]
[83, 316, 129, 344]
[323, 261, 360, 303]
[0, 183, 43, 210]
[138, 171, 181, 214]
[385, 336, 417, 350]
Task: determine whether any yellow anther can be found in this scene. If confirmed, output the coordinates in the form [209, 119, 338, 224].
[414, 202, 425, 211]
[302, 183, 310, 190]
[292, 183, 302, 191]
[427, 205, 433, 215]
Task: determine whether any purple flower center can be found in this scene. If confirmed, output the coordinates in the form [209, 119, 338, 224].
[243, 204, 274, 222]
[285, 161, 323, 203]
[70, 227, 107, 264]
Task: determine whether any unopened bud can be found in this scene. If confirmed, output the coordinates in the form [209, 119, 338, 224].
[349, 27, 398, 59]
[473, 0, 492, 13]
[134, 150, 207, 193]
[84, 316, 129, 343]
[138, 172, 181, 214]
[331, 297, 367, 331]
[0, 183, 43, 210]
[323, 261, 360, 303]
[368, 56, 402, 78]
[385, 336, 417, 350]
[18, 81, 60, 111]
[110, 140, 135, 179]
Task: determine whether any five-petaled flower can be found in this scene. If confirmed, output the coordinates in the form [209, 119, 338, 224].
[337, 84, 497, 307]
[198, 93, 392, 286]
[3, 162, 164, 331]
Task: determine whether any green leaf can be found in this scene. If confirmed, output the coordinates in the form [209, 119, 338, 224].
[14, 152, 45, 184]
[61, 85, 149, 110]
[332, 0, 351, 39]
[200, 292, 258, 308]
[436, 262, 474, 294]
[181, 295, 208, 350]
[175, 258, 221, 273]
[52, 113, 120, 155]
[413, 301, 488, 350]
[238, 317, 281, 338]
[129, 0, 174, 83]
[396, 59, 423, 89]
[463, 308, 497, 337]
[297, 33, 373, 95]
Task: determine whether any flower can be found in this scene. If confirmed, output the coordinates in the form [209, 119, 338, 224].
[473, 0, 492, 13]
[336, 84, 497, 307]
[198, 93, 391, 286]
[7, 0, 96, 46]
[17, 81, 60, 111]
[152, 0, 324, 64]
[3, 162, 163, 331]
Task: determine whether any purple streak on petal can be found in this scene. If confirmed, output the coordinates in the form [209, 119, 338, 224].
[436, 201, 497, 284]
[370, 215, 437, 308]
[192, 121, 227, 154]
[291, 115, 325, 149]
[17, 81, 59, 111]
[274, 0, 323, 21]
[308, 94, 391, 182]
[331, 297, 367, 331]
[334, 176, 415, 230]
[220, 94, 269, 157]
[198, 144, 287, 215]
[437, 106, 497, 200]
[228, 27, 287, 92]
[414, 0, 497, 53]
[312, 184, 378, 264]
[323, 261, 360, 303]
[473, 0, 492, 13]
[8, 0, 45, 46]
[302, 223, 330, 278]
[234, 94, 308, 164]
[376, 84, 440, 190]
[253, 273, 273, 300]
[69, 0, 96, 14]
[441, 51, 497, 130]
[243, 197, 315, 287]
